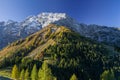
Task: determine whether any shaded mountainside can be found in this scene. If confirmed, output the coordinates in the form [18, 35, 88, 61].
[0, 24, 120, 80]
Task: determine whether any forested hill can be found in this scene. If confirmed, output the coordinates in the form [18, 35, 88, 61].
[0, 24, 120, 80]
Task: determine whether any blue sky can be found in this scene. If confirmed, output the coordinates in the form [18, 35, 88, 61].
[0, 0, 120, 27]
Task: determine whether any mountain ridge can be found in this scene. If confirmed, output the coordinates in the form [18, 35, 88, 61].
[0, 12, 120, 49]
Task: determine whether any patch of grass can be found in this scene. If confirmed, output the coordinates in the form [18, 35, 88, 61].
[0, 67, 11, 78]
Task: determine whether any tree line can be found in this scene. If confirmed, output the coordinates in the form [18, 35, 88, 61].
[11, 61, 78, 80]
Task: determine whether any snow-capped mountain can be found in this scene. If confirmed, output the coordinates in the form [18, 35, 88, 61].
[0, 12, 120, 49]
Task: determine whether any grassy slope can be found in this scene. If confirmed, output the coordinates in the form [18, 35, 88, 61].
[0, 24, 57, 60]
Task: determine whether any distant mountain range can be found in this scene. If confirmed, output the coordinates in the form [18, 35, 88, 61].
[0, 12, 120, 49]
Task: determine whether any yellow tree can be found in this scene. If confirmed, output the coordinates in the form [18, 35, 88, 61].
[100, 69, 115, 80]
[31, 64, 38, 80]
[11, 64, 19, 80]
[38, 61, 55, 80]
[70, 74, 78, 80]
[25, 68, 30, 80]
[20, 69, 25, 80]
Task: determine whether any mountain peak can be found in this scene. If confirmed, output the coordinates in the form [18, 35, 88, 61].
[5, 20, 17, 25]
[22, 12, 69, 28]
[36, 12, 69, 27]
[38, 12, 67, 18]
